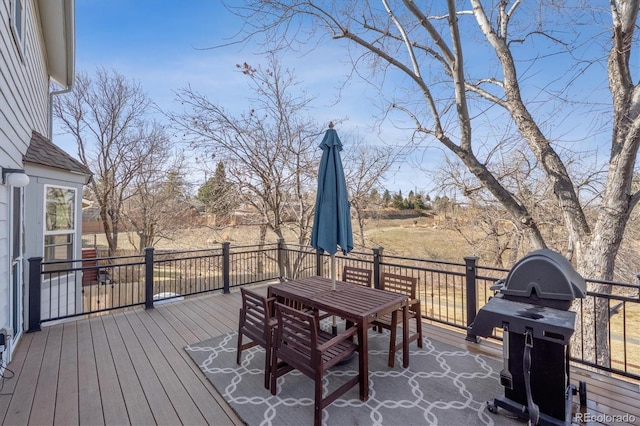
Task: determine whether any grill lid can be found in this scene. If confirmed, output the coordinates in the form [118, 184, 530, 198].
[501, 249, 586, 302]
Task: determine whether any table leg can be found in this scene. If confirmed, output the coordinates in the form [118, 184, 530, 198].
[358, 321, 368, 401]
[402, 304, 409, 368]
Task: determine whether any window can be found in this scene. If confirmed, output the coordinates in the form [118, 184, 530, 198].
[10, 0, 25, 57]
[44, 186, 76, 271]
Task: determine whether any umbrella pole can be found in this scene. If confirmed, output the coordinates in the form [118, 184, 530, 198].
[331, 254, 338, 335]
[331, 253, 336, 289]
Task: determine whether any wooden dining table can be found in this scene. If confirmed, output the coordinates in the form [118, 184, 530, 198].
[267, 276, 410, 401]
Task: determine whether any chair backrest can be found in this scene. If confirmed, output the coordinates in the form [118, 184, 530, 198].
[240, 288, 273, 344]
[342, 265, 372, 287]
[273, 302, 319, 375]
[380, 272, 417, 299]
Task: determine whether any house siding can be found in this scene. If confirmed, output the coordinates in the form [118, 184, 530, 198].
[0, 0, 52, 358]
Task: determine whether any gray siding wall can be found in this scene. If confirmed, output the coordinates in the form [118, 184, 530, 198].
[1, 0, 51, 347]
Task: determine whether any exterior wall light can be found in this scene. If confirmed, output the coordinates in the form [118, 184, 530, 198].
[2, 168, 30, 188]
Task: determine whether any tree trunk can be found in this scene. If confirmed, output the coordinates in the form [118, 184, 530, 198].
[111, 217, 119, 257]
[99, 203, 116, 258]
[257, 224, 267, 275]
[354, 206, 366, 248]
[573, 203, 631, 368]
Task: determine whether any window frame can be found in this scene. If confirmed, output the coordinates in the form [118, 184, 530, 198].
[10, 0, 25, 59]
[43, 185, 77, 271]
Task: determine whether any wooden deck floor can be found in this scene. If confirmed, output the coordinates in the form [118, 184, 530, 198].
[1, 285, 639, 425]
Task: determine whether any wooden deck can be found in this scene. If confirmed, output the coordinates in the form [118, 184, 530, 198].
[1, 285, 639, 425]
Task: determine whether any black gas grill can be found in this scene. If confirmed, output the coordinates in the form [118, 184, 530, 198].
[468, 249, 586, 425]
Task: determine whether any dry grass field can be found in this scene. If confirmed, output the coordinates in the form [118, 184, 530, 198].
[361, 218, 475, 261]
[85, 216, 477, 263]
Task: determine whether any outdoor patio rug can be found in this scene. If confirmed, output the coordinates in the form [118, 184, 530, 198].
[185, 328, 524, 426]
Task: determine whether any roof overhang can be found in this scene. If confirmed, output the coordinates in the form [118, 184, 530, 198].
[37, 0, 75, 89]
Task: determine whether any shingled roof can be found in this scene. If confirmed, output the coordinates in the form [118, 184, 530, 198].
[24, 131, 92, 177]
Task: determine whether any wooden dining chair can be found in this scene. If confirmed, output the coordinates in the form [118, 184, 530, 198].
[270, 302, 360, 426]
[342, 265, 372, 287]
[267, 285, 322, 318]
[372, 272, 424, 367]
[237, 288, 277, 389]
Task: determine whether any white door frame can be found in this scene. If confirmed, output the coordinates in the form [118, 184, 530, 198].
[8, 186, 24, 360]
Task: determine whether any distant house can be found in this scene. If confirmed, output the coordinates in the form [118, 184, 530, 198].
[82, 204, 104, 234]
[0, 0, 83, 363]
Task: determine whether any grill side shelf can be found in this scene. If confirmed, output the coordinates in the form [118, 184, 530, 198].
[468, 296, 576, 344]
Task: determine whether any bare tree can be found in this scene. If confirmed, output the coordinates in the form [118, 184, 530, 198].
[225, 1, 640, 367]
[169, 55, 320, 254]
[436, 142, 566, 265]
[122, 125, 188, 252]
[54, 68, 160, 256]
[342, 139, 395, 247]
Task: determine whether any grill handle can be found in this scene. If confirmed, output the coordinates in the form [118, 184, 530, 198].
[499, 325, 513, 389]
[523, 330, 540, 425]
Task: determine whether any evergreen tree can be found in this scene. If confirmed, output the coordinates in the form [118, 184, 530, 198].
[369, 188, 380, 204]
[392, 190, 404, 209]
[165, 171, 186, 200]
[382, 189, 391, 207]
[433, 195, 450, 214]
[198, 162, 236, 215]
[407, 190, 415, 209]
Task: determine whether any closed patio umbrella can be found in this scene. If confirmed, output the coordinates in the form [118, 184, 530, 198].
[311, 123, 353, 333]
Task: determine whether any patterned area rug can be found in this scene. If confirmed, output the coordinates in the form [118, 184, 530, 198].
[185, 328, 524, 426]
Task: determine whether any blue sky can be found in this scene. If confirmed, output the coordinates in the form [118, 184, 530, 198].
[58, 1, 618, 200]
[54, 0, 433, 195]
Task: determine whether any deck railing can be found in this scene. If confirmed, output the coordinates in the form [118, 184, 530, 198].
[28, 240, 640, 380]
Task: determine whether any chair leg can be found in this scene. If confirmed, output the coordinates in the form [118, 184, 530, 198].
[237, 308, 245, 365]
[264, 351, 271, 389]
[388, 311, 398, 367]
[264, 342, 271, 390]
[236, 333, 243, 365]
[270, 350, 278, 396]
[415, 303, 424, 348]
[314, 370, 323, 426]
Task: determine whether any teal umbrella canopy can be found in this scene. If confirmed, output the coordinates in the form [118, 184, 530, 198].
[311, 125, 353, 256]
